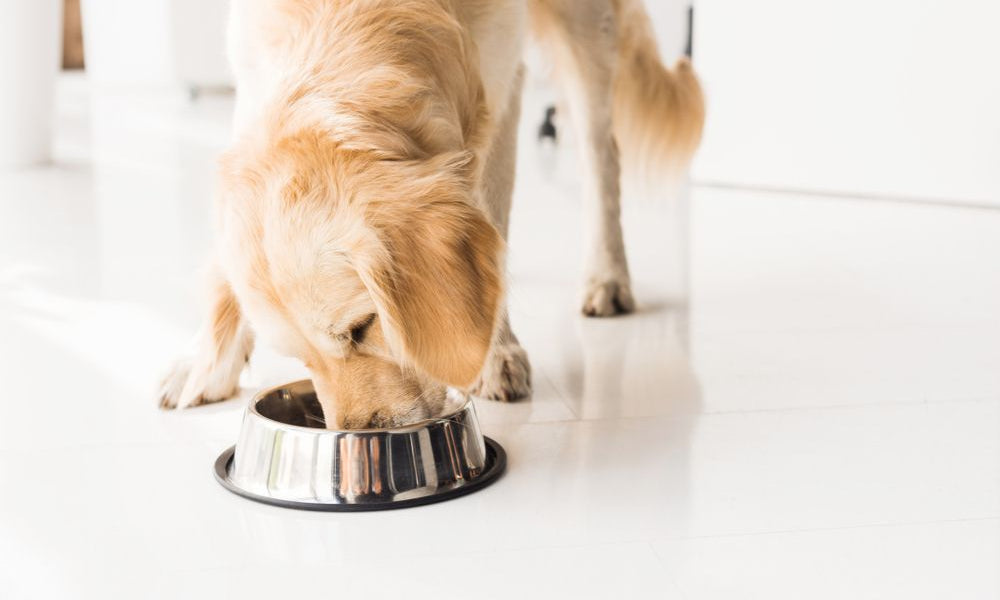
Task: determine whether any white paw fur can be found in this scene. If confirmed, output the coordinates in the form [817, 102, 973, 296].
[158, 353, 246, 410]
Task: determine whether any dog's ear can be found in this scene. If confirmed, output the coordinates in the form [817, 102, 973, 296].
[357, 156, 504, 388]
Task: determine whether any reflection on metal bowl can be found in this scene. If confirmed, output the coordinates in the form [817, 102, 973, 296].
[214, 380, 505, 511]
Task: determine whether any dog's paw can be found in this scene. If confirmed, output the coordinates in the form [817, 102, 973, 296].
[472, 342, 532, 402]
[158, 357, 241, 410]
[581, 278, 635, 317]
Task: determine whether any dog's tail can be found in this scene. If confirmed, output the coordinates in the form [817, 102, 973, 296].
[612, 0, 705, 181]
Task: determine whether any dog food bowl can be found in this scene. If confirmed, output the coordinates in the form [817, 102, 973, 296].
[214, 380, 506, 511]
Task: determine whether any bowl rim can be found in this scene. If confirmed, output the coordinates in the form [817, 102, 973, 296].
[247, 379, 474, 434]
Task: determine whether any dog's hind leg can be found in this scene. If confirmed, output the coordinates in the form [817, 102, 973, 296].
[471, 66, 532, 403]
[158, 264, 254, 409]
[530, 0, 634, 316]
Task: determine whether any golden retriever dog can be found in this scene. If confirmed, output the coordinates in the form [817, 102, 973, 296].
[159, 0, 704, 428]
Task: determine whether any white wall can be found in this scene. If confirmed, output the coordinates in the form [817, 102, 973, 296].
[689, 0, 1000, 205]
[0, 0, 62, 167]
[644, 0, 692, 62]
[81, 0, 174, 87]
[81, 0, 231, 89]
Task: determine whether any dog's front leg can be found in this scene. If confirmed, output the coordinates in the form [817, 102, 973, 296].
[472, 66, 532, 403]
[473, 314, 531, 402]
[159, 263, 254, 409]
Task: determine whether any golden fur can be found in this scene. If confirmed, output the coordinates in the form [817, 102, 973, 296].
[613, 0, 705, 179]
[529, 0, 705, 179]
[160, 0, 705, 429]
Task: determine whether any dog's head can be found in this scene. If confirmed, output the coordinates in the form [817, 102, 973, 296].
[217, 133, 502, 428]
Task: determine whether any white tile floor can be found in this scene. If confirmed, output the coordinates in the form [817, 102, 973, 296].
[1, 75, 998, 600]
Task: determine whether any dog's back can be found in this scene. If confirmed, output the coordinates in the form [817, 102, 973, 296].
[228, 0, 703, 170]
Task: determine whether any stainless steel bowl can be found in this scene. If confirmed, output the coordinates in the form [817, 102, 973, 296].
[214, 380, 505, 511]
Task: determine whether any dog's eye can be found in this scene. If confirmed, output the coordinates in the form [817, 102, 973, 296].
[348, 314, 376, 345]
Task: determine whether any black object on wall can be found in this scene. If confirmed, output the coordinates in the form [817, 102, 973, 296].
[685, 5, 694, 59]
